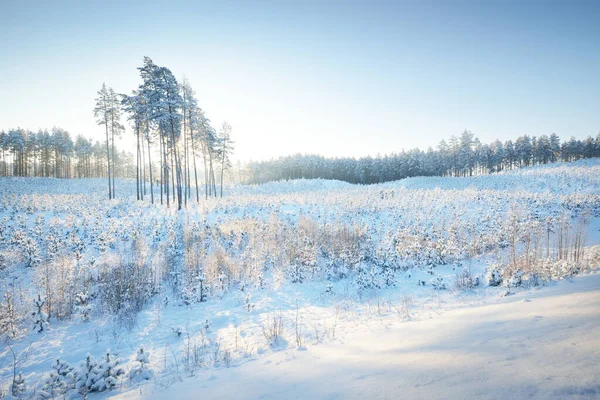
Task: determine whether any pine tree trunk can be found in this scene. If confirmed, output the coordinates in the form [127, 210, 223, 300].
[160, 133, 164, 205]
[111, 114, 116, 199]
[136, 123, 140, 201]
[189, 115, 200, 203]
[169, 119, 183, 210]
[147, 135, 154, 204]
[104, 119, 112, 199]
[163, 134, 169, 208]
[220, 149, 225, 198]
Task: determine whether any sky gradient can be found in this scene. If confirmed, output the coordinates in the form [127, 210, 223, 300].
[1, 0, 599, 161]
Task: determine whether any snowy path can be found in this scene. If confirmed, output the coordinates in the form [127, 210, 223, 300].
[120, 274, 600, 400]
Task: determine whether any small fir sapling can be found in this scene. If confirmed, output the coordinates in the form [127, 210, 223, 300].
[75, 292, 92, 322]
[11, 371, 26, 397]
[487, 266, 503, 287]
[75, 353, 101, 395]
[39, 358, 75, 398]
[93, 350, 125, 391]
[32, 294, 49, 333]
[129, 348, 153, 382]
[431, 275, 446, 290]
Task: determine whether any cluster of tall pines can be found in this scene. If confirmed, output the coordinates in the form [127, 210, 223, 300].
[94, 56, 234, 209]
[243, 131, 600, 184]
[0, 57, 234, 211]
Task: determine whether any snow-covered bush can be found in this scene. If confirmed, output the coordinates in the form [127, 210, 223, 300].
[22, 237, 41, 268]
[0, 289, 20, 338]
[430, 275, 447, 290]
[38, 359, 75, 399]
[454, 267, 479, 290]
[11, 371, 25, 398]
[75, 353, 101, 396]
[486, 266, 503, 287]
[129, 348, 153, 382]
[262, 314, 285, 347]
[75, 292, 92, 322]
[93, 350, 125, 391]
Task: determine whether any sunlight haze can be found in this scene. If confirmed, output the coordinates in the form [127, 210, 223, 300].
[1, 0, 599, 161]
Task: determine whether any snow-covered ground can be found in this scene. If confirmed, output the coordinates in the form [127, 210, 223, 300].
[123, 273, 600, 400]
[1, 159, 599, 399]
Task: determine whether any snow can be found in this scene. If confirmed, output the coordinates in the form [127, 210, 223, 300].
[1, 159, 599, 399]
[124, 274, 600, 400]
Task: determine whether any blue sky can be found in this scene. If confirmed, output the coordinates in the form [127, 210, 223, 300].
[1, 0, 599, 161]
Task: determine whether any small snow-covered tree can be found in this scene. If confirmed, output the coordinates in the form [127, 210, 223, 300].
[93, 350, 124, 391]
[75, 292, 92, 322]
[39, 358, 75, 399]
[22, 237, 40, 268]
[486, 266, 503, 287]
[0, 289, 19, 338]
[353, 265, 381, 293]
[32, 294, 48, 333]
[129, 348, 153, 382]
[75, 353, 101, 396]
[196, 273, 208, 302]
[430, 275, 446, 290]
[11, 371, 25, 397]
[508, 268, 524, 288]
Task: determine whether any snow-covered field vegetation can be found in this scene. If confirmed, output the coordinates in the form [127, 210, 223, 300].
[1, 159, 600, 399]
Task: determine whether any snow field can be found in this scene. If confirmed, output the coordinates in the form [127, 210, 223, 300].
[0, 159, 599, 398]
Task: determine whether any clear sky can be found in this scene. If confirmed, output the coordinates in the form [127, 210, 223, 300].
[1, 0, 599, 161]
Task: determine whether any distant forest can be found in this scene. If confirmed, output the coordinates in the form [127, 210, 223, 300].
[243, 131, 600, 184]
[1, 127, 599, 187]
[0, 127, 135, 179]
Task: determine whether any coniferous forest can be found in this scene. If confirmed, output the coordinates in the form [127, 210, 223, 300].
[3, 121, 599, 187]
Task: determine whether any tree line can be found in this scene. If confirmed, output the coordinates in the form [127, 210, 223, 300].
[94, 56, 234, 209]
[242, 131, 600, 184]
[0, 127, 135, 179]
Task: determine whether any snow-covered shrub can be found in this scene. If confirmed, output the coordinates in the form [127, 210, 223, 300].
[322, 222, 365, 279]
[353, 265, 381, 293]
[0, 289, 20, 338]
[75, 292, 92, 322]
[38, 359, 75, 399]
[205, 245, 235, 293]
[172, 326, 183, 337]
[93, 350, 124, 391]
[99, 261, 153, 326]
[430, 275, 446, 290]
[262, 314, 285, 346]
[129, 348, 153, 382]
[285, 228, 318, 284]
[325, 258, 350, 281]
[508, 268, 524, 287]
[454, 267, 479, 290]
[287, 259, 309, 284]
[486, 266, 503, 287]
[75, 353, 101, 396]
[22, 237, 41, 268]
[11, 371, 25, 398]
